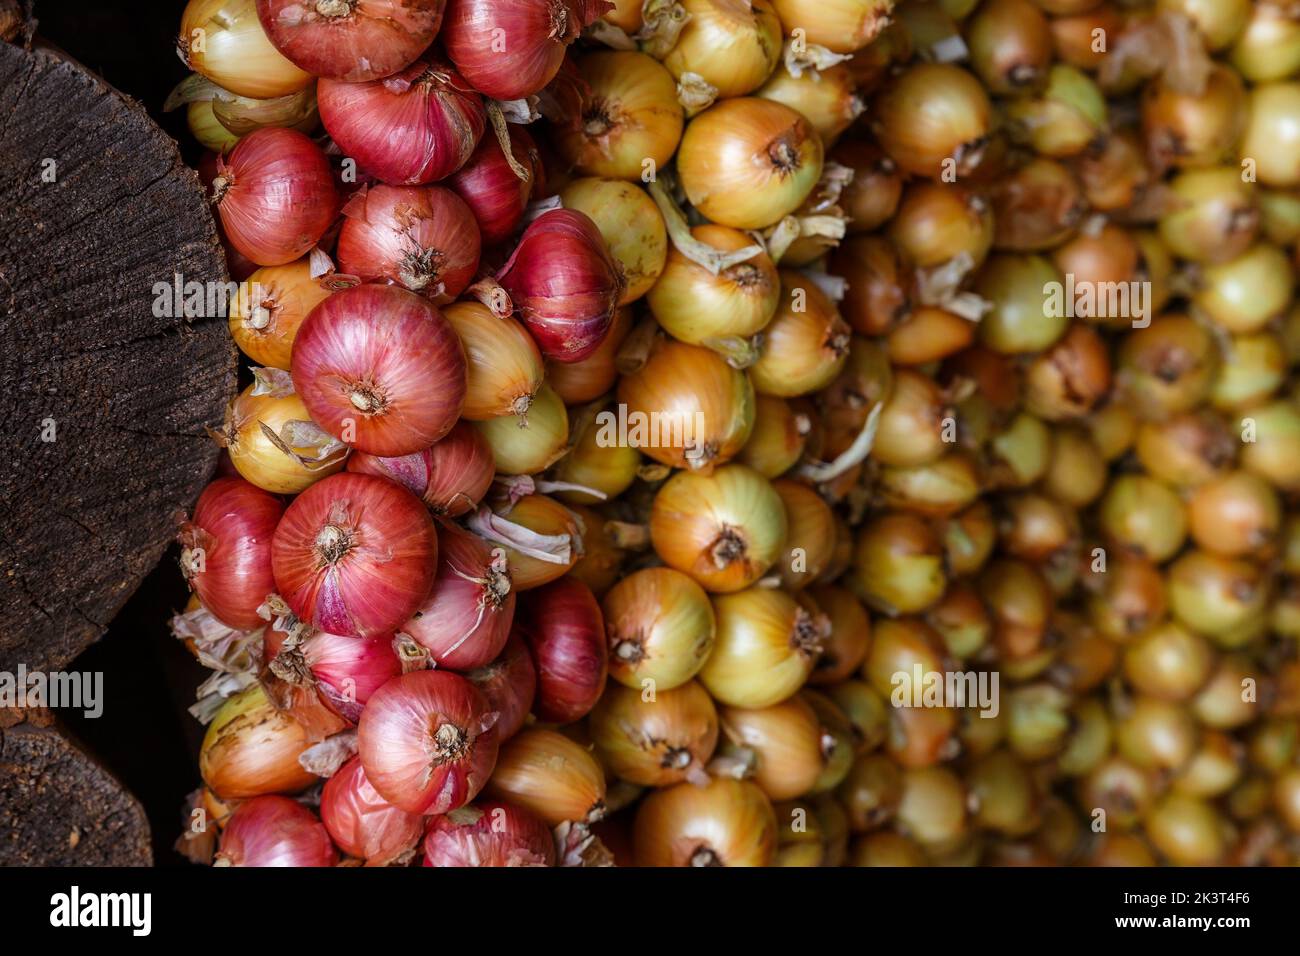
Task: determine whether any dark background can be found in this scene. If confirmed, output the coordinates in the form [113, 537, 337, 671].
[36, 0, 222, 866]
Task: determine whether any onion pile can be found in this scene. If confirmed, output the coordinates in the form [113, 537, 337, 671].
[169, 0, 1300, 870]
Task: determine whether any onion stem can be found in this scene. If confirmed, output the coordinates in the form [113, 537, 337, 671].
[647, 179, 764, 275]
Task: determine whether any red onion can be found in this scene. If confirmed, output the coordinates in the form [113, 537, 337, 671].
[256, 0, 447, 82]
[422, 799, 555, 866]
[465, 634, 536, 741]
[446, 123, 540, 245]
[336, 184, 481, 301]
[441, 0, 608, 100]
[292, 284, 467, 456]
[214, 796, 337, 867]
[178, 477, 284, 631]
[346, 420, 495, 516]
[272, 472, 438, 637]
[357, 670, 500, 813]
[518, 577, 608, 723]
[264, 624, 402, 722]
[210, 127, 339, 267]
[400, 523, 515, 670]
[497, 209, 624, 363]
[318, 57, 485, 185]
[320, 756, 424, 865]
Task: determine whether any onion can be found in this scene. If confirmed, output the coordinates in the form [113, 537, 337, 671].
[187, 101, 242, 153]
[179, 0, 313, 98]
[738, 394, 810, 478]
[772, 479, 836, 589]
[255, 0, 446, 82]
[474, 384, 569, 474]
[677, 98, 824, 230]
[968, 0, 1052, 94]
[887, 307, 976, 366]
[178, 477, 284, 630]
[484, 728, 607, 825]
[357, 670, 499, 813]
[200, 685, 317, 800]
[720, 695, 826, 800]
[750, 274, 852, 397]
[210, 128, 338, 267]
[757, 60, 863, 147]
[216, 379, 347, 495]
[651, 464, 787, 592]
[546, 306, 631, 405]
[264, 622, 401, 722]
[465, 634, 537, 741]
[1143, 65, 1245, 171]
[549, 406, 641, 504]
[831, 235, 913, 337]
[518, 577, 608, 723]
[633, 778, 776, 866]
[889, 182, 994, 270]
[317, 58, 485, 185]
[556, 51, 684, 181]
[423, 800, 556, 866]
[559, 178, 667, 304]
[617, 338, 756, 471]
[1238, 82, 1300, 187]
[447, 123, 540, 245]
[336, 185, 480, 301]
[591, 680, 719, 786]
[566, 504, 627, 598]
[346, 421, 493, 518]
[444, 301, 544, 421]
[215, 795, 336, 866]
[654, 0, 781, 102]
[228, 258, 331, 368]
[498, 209, 624, 363]
[292, 284, 466, 456]
[320, 756, 423, 866]
[603, 567, 716, 692]
[272, 472, 438, 637]
[833, 140, 903, 234]
[874, 63, 991, 179]
[441, 0, 606, 100]
[807, 585, 870, 685]
[473, 494, 582, 589]
[400, 523, 515, 670]
[770, 0, 893, 53]
[700, 587, 827, 708]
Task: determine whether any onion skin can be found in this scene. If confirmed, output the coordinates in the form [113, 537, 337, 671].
[750, 274, 852, 398]
[497, 209, 624, 363]
[465, 634, 537, 741]
[222, 384, 346, 495]
[180, 0, 314, 99]
[256, 0, 447, 82]
[292, 284, 467, 456]
[874, 63, 992, 179]
[546, 306, 631, 405]
[215, 795, 337, 867]
[633, 778, 777, 866]
[320, 756, 423, 866]
[447, 123, 541, 245]
[317, 58, 485, 185]
[212, 127, 339, 267]
[484, 727, 607, 826]
[200, 685, 317, 800]
[178, 477, 284, 631]
[489, 494, 583, 590]
[347, 421, 495, 517]
[559, 177, 667, 304]
[661, 0, 783, 99]
[443, 301, 544, 421]
[474, 384, 569, 474]
[263, 625, 402, 723]
[272, 472, 439, 637]
[422, 800, 556, 866]
[356, 670, 500, 814]
[228, 258, 331, 368]
[518, 577, 609, 723]
[700, 587, 825, 708]
[720, 695, 826, 801]
[591, 680, 719, 787]
[769, 0, 894, 54]
[603, 567, 716, 691]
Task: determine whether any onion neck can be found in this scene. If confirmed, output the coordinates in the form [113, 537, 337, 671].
[428, 721, 469, 765]
[548, 0, 574, 41]
[663, 747, 692, 770]
[613, 633, 646, 665]
[791, 608, 827, 658]
[690, 845, 722, 867]
[314, 523, 355, 565]
[767, 135, 801, 176]
[315, 0, 357, 17]
[582, 102, 616, 139]
[398, 247, 445, 295]
[210, 174, 231, 205]
[709, 525, 747, 570]
[348, 382, 388, 415]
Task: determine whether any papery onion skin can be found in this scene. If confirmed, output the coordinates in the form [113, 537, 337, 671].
[518, 577, 609, 723]
[356, 670, 500, 814]
[401, 523, 515, 670]
[423, 799, 556, 866]
[750, 275, 852, 398]
[874, 63, 992, 179]
[474, 384, 569, 474]
[738, 394, 809, 479]
[807, 585, 872, 685]
[550, 407, 641, 504]
[292, 284, 467, 456]
[222, 384, 346, 495]
[591, 680, 719, 787]
[179, 477, 284, 630]
[317, 58, 485, 186]
[447, 123, 540, 245]
[490, 494, 583, 590]
[200, 685, 317, 800]
[603, 567, 716, 691]
[756, 61, 863, 147]
[215, 795, 337, 867]
[263, 624, 402, 722]
[272, 472, 438, 637]
[633, 778, 777, 866]
[566, 503, 627, 599]
[336, 185, 481, 302]
[465, 634, 537, 741]
[444, 301, 545, 420]
[546, 307, 631, 405]
[701, 587, 825, 708]
[180, 0, 314, 99]
[662, 0, 783, 100]
[560, 178, 667, 304]
[484, 727, 607, 826]
[320, 756, 424, 866]
[347, 420, 495, 517]
[256, 0, 447, 82]
[720, 695, 825, 801]
[228, 258, 331, 368]
[770, 0, 895, 54]
[212, 127, 339, 267]
[651, 464, 788, 593]
[773, 479, 837, 590]
[498, 209, 624, 363]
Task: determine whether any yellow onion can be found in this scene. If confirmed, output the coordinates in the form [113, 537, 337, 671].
[216, 377, 346, 494]
[772, 479, 836, 589]
[566, 503, 627, 598]
[227, 259, 330, 369]
[738, 394, 810, 478]
[473, 494, 583, 590]
[444, 301, 544, 421]
[967, 0, 1053, 94]
[1158, 0, 1251, 51]
[678, 98, 824, 230]
[633, 778, 777, 866]
[647, 224, 780, 351]
[591, 681, 719, 786]
[975, 254, 1068, 355]
[1142, 66, 1245, 171]
[1006, 64, 1107, 158]
[547, 307, 631, 406]
[1238, 82, 1300, 187]
[1156, 167, 1259, 265]
[772, 798, 829, 867]
[750, 274, 851, 397]
[617, 338, 755, 471]
[720, 695, 826, 800]
[770, 0, 894, 53]
[874, 63, 992, 179]
[178, 0, 312, 99]
[485, 728, 607, 826]
[889, 182, 994, 270]
[853, 511, 946, 616]
[473, 385, 568, 474]
[550, 404, 641, 504]
[806, 585, 871, 685]
[833, 140, 903, 234]
[1229, 1, 1300, 81]
[200, 685, 317, 800]
[887, 307, 976, 366]
[658, 0, 783, 101]
[603, 567, 717, 691]
[187, 100, 241, 153]
[756, 60, 863, 147]
[560, 178, 667, 304]
[700, 587, 827, 707]
[818, 336, 893, 459]
[1241, 400, 1300, 491]
[1193, 243, 1294, 334]
[1100, 473, 1194, 565]
[650, 464, 787, 592]
[603, 0, 644, 32]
